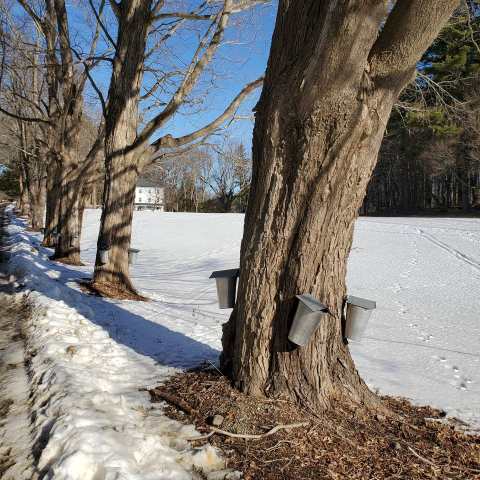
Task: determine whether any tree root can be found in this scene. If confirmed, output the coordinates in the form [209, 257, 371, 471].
[148, 388, 197, 416]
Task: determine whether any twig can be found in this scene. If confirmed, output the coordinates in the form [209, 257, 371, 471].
[207, 360, 225, 377]
[406, 445, 436, 467]
[186, 422, 308, 442]
[148, 388, 197, 416]
[265, 440, 297, 452]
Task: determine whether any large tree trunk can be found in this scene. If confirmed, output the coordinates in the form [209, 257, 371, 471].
[92, 0, 152, 296]
[221, 0, 458, 410]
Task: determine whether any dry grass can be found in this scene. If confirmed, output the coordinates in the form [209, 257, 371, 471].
[151, 367, 480, 480]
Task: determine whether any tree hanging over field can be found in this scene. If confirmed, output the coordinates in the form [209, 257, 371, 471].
[89, 0, 266, 297]
[221, 0, 460, 410]
[365, 2, 480, 214]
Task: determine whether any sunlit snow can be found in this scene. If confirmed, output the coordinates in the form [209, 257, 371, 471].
[5, 207, 480, 478]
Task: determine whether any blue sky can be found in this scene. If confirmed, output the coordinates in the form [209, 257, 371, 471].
[78, 1, 278, 153]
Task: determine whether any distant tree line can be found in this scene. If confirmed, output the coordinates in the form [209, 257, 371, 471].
[150, 142, 251, 213]
[363, 3, 480, 215]
[151, 6, 480, 216]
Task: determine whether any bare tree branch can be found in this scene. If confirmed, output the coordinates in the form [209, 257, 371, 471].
[133, 0, 234, 152]
[369, 0, 460, 86]
[0, 106, 51, 124]
[88, 0, 117, 49]
[152, 76, 263, 150]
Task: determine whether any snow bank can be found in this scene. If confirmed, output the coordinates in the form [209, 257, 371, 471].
[4, 208, 225, 479]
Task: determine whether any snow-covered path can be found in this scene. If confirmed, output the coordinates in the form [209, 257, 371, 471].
[3, 208, 480, 478]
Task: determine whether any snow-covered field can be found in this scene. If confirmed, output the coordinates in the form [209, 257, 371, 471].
[3, 207, 480, 478]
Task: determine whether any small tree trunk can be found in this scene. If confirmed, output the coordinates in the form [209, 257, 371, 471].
[29, 176, 46, 231]
[18, 165, 30, 216]
[18, 162, 30, 217]
[52, 159, 82, 265]
[43, 161, 60, 247]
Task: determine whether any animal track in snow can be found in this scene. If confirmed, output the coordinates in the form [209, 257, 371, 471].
[431, 355, 473, 391]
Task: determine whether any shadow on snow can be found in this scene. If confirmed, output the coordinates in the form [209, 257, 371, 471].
[8, 215, 221, 370]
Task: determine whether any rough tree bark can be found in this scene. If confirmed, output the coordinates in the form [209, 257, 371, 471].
[221, 0, 459, 410]
[92, 0, 153, 294]
[42, 160, 60, 247]
[18, 161, 30, 217]
[52, 152, 83, 264]
[27, 152, 47, 231]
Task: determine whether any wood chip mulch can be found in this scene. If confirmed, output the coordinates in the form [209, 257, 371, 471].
[149, 367, 480, 480]
[77, 279, 149, 301]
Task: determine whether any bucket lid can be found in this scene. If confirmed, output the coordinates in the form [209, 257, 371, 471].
[296, 294, 328, 313]
[347, 295, 376, 310]
[210, 268, 240, 279]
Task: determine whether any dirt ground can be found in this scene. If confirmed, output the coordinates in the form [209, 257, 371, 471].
[151, 367, 480, 480]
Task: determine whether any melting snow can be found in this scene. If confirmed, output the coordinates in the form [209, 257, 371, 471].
[3, 207, 480, 478]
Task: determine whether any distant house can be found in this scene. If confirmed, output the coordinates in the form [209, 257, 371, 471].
[134, 177, 165, 211]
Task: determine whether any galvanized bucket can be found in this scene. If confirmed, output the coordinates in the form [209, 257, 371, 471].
[99, 249, 110, 265]
[128, 248, 140, 265]
[288, 294, 328, 346]
[209, 268, 240, 309]
[345, 295, 376, 341]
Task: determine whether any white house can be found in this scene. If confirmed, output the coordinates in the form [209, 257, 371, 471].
[134, 177, 165, 211]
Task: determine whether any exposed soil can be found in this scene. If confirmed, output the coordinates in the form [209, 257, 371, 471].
[49, 255, 85, 266]
[77, 279, 149, 301]
[151, 367, 480, 480]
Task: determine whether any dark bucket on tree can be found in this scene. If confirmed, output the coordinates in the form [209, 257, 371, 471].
[288, 294, 328, 346]
[345, 295, 376, 341]
[209, 268, 240, 309]
[128, 248, 140, 265]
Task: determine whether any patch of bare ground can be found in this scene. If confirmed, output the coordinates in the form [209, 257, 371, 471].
[77, 279, 149, 301]
[49, 255, 85, 266]
[149, 367, 480, 480]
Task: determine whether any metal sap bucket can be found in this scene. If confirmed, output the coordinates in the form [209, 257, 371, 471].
[345, 295, 376, 341]
[209, 268, 240, 309]
[99, 249, 110, 265]
[288, 294, 328, 346]
[128, 248, 140, 265]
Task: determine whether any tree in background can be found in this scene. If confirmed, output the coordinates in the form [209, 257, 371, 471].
[365, 1, 480, 214]
[221, 0, 459, 410]
[0, 0, 104, 261]
[90, 0, 265, 297]
[200, 142, 251, 212]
